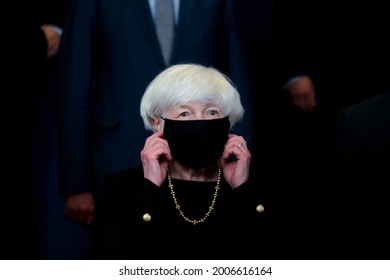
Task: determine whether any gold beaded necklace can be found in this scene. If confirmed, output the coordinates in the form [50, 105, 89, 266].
[167, 165, 221, 225]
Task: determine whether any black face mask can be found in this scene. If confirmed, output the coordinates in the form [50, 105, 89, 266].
[163, 116, 230, 170]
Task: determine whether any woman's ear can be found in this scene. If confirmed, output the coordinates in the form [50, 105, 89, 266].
[150, 117, 162, 131]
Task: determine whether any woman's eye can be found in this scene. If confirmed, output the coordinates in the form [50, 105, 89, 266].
[178, 112, 189, 117]
[208, 110, 219, 116]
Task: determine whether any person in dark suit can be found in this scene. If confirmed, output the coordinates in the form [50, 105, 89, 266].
[331, 91, 390, 259]
[2, 0, 68, 260]
[58, 0, 253, 229]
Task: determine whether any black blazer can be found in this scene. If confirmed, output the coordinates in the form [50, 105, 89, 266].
[89, 163, 340, 260]
[90, 164, 272, 260]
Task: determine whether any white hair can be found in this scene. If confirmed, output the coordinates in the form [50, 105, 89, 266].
[140, 63, 244, 131]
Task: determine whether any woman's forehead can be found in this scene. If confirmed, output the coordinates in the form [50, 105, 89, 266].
[167, 102, 220, 110]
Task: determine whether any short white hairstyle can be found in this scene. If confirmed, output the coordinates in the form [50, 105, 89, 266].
[140, 63, 244, 131]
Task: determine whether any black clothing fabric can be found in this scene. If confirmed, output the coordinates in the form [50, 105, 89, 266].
[331, 92, 390, 259]
[90, 163, 342, 260]
[90, 165, 272, 260]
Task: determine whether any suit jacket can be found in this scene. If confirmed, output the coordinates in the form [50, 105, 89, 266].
[332, 91, 390, 259]
[58, 0, 253, 199]
[336, 92, 390, 173]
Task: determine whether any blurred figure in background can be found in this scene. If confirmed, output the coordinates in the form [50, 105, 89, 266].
[332, 91, 390, 259]
[2, 0, 68, 259]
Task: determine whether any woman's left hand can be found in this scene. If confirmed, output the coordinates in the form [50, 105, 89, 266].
[219, 134, 251, 189]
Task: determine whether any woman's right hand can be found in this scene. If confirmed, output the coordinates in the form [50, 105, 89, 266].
[140, 131, 172, 186]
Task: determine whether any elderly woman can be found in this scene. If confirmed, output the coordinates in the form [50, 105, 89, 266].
[90, 64, 271, 260]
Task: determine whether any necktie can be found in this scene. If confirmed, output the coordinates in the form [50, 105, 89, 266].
[155, 0, 175, 66]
